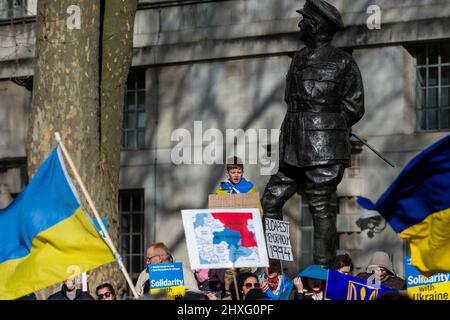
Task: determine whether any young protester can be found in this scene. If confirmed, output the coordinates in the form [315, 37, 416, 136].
[215, 157, 258, 195]
[214, 157, 261, 298]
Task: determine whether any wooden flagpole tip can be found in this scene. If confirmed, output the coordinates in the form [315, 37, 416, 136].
[54, 132, 62, 143]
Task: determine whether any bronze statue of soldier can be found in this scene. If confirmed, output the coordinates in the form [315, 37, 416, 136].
[261, 0, 365, 266]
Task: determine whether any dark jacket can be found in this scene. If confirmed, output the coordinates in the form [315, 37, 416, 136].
[281, 43, 364, 168]
[47, 284, 94, 300]
[356, 272, 406, 290]
[294, 291, 324, 301]
[195, 269, 226, 298]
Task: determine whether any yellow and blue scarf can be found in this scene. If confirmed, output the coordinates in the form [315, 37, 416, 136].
[220, 178, 254, 194]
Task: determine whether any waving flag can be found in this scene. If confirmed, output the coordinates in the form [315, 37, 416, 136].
[0, 148, 115, 300]
[325, 270, 397, 300]
[357, 135, 450, 277]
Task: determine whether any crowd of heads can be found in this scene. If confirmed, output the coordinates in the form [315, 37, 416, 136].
[191, 250, 407, 301]
[31, 240, 407, 301]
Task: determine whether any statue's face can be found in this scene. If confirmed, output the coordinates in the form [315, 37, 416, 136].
[298, 14, 317, 42]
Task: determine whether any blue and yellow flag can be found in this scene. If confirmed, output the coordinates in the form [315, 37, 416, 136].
[357, 135, 450, 277]
[325, 270, 397, 300]
[0, 148, 115, 300]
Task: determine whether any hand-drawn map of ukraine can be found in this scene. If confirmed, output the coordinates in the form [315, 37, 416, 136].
[181, 209, 269, 269]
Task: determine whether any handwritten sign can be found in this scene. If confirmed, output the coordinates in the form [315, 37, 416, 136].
[264, 218, 293, 261]
[181, 208, 269, 269]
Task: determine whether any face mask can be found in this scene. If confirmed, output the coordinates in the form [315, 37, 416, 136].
[267, 276, 279, 290]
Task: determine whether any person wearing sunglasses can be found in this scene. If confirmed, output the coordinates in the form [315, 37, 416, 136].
[96, 283, 116, 301]
[135, 242, 174, 296]
[242, 274, 262, 300]
[229, 272, 263, 300]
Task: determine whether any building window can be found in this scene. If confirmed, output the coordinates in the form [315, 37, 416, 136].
[119, 189, 145, 294]
[123, 69, 146, 149]
[0, 0, 27, 20]
[0, 157, 28, 193]
[416, 44, 450, 131]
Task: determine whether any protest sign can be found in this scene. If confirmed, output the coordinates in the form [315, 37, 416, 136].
[181, 208, 269, 269]
[148, 262, 185, 300]
[264, 218, 293, 261]
[208, 193, 260, 210]
[405, 256, 450, 300]
[325, 269, 397, 300]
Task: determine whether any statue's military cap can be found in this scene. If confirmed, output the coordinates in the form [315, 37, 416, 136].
[297, 0, 345, 30]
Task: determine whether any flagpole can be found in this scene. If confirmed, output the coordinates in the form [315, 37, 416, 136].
[232, 268, 240, 300]
[54, 132, 139, 299]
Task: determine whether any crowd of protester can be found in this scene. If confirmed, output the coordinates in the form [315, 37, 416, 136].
[190, 250, 406, 301]
[21, 158, 407, 300]
[25, 242, 405, 300]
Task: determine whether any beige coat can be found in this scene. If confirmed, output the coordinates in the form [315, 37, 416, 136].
[135, 269, 148, 296]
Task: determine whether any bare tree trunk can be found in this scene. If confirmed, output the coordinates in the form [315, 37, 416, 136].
[90, 0, 138, 298]
[28, 0, 137, 299]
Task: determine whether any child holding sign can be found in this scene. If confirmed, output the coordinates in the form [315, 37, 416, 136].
[214, 157, 261, 298]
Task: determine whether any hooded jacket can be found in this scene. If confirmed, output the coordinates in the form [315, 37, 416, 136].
[356, 251, 406, 290]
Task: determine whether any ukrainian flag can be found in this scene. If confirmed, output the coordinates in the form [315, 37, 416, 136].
[0, 148, 115, 300]
[357, 135, 450, 277]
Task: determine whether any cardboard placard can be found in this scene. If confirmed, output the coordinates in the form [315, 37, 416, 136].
[208, 192, 260, 209]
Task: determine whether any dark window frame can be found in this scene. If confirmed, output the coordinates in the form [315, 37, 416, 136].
[123, 68, 146, 150]
[0, 0, 28, 20]
[119, 188, 145, 296]
[415, 44, 450, 131]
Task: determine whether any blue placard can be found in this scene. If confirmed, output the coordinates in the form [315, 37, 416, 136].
[325, 269, 397, 300]
[405, 256, 450, 288]
[148, 262, 184, 290]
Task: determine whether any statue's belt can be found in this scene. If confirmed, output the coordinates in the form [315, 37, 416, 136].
[287, 101, 341, 113]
